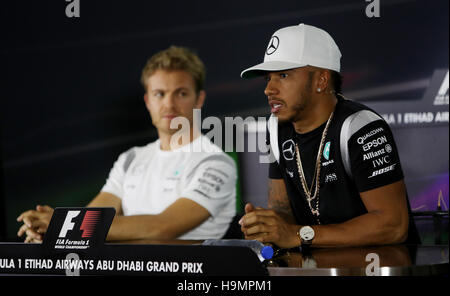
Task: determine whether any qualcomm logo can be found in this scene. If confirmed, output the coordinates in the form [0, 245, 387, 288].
[323, 142, 331, 160]
[434, 70, 449, 106]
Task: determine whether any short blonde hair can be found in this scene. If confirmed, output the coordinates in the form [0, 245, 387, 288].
[140, 46, 206, 93]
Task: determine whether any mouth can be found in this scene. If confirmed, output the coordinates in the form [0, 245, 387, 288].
[163, 114, 178, 120]
[269, 100, 284, 113]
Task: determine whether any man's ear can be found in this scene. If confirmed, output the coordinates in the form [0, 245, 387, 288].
[144, 93, 149, 106]
[317, 70, 331, 92]
[195, 90, 206, 109]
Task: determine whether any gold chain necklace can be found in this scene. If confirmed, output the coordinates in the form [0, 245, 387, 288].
[294, 111, 334, 224]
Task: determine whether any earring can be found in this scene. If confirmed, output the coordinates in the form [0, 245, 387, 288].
[317, 88, 321, 92]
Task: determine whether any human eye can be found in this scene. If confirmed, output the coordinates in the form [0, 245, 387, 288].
[279, 73, 288, 79]
[177, 89, 190, 98]
[153, 91, 164, 98]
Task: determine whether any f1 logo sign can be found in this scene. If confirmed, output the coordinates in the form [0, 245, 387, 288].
[59, 210, 80, 238]
[58, 210, 100, 238]
[43, 207, 114, 251]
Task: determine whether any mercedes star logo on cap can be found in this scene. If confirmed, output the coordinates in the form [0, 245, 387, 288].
[266, 36, 280, 55]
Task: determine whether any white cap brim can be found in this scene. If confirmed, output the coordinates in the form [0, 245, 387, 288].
[240, 61, 307, 79]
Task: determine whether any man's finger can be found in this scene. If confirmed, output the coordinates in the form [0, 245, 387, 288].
[25, 227, 42, 241]
[36, 205, 53, 213]
[244, 203, 255, 214]
[28, 220, 48, 234]
[17, 209, 36, 222]
[22, 216, 35, 228]
[28, 219, 43, 230]
[244, 232, 273, 244]
[32, 238, 43, 244]
[240, 203, 255, 225]
[242, 214, 278, 228]
[240, 210, 279, 227]
[24, 236, 42, 244]
[17, 224, 28, 237]
[244, 223, 276, 237]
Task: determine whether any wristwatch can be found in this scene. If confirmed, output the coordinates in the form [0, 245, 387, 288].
[299, 226, 315, 246]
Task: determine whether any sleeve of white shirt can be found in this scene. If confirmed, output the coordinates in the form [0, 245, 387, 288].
[181, 154, 237, 217]
[100, 148, 135, 199]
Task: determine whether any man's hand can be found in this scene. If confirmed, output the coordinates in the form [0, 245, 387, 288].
[239, 203, 300, 248]
[17, 205, 54, 243]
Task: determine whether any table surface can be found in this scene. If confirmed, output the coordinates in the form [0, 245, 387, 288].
[265, 244, 449, 276]
[0, 239, 448, 276]
[107, 240, 448, 276]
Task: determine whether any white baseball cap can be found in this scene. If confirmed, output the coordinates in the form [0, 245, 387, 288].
[241, 23, 342, 79]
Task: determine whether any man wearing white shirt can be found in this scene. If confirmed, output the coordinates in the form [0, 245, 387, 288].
[17, 46, 237, 242]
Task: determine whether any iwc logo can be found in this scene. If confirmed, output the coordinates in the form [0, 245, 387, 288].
[266, 36, 280, 55]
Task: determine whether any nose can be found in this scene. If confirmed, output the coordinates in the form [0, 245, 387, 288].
[162, 93, 176, 110]
[264, 78, 278, 98]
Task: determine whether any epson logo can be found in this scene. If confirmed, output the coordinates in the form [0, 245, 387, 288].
[362, 136, 388, 152]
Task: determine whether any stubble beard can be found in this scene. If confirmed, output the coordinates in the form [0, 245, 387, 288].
[279, 75, 314, 124]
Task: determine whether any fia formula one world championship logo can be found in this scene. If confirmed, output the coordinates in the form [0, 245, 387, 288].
[56, 210, 100, 250]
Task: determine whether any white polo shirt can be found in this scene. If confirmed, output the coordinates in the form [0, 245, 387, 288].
[101, 135, 237, 239]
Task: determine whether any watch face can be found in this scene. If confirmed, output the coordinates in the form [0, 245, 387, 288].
[300, 226, 315, 241]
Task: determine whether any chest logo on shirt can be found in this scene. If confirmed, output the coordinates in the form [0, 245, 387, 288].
[286, 168, 294, 178]
[282, 139, 295, 161]
[323, 141, 331, 160]
[130, 164, 146, 176]
[168, 166, 184, 179]
[325, 173, 338, 183]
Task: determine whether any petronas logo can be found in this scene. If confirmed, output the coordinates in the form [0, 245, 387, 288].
[323, 142, 331, 160]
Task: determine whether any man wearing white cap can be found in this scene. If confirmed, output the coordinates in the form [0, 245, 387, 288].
[239, 23, 420, 248]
